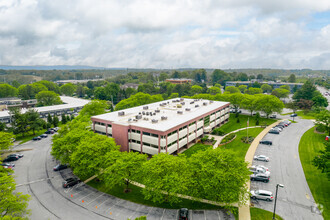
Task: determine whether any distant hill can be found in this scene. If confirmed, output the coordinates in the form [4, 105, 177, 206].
[0, 65, 126, 70]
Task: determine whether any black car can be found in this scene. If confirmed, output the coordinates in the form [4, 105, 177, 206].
[33, 136, 42, 141]
[269, 129, 280, 134]
[259, 140, 272, 145]
[40, 134, 48, 138]
[45, 130, 54, 134]
[178, 208, 189, 220]
[62, 177, 81, 188]
[53, 164, 68, 171]
[250, 173, 270, 183]
[8, 153, 23, 158]
[3, 155, 19, 162]
[290, 113, 297, 117]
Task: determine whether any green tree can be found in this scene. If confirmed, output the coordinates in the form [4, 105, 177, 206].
[70, 135, 120, 179]
[257, 74, 263, 80]
[47, 114, 53, 124]
[228, 93, 244, 112]
[236, 73, 249, 81]
[36, 91, 62, 106]
[211, 69, 231, 85]
[0, 166, 30, 219]
[0, 122, 6, 131]
[141, 154, 190, 204]
[103, 152, 147, 192]
[60, 83, 76, 96]
[66, 115, 71, 122]
[191, 85, 203, 94]
[293, 80, 316, 101]
[11, 80, 21, 88]
[288, 74, 296, 83]
[76, 84, 86, 98]
[271, 88, 289, 99]
[188, 148, 250, 205]
[0, 84, 18, 98]
[261, 84, 272, 93]
[53, 115, 59, 127]
[225, 86, 240, 94]
[0, 132, 15, 151]
[245, 87, 263, 95]
[207, 86, 221, 95]
[315, 110, 330, 135]
[256, 95, 284, 118]
[286, 101, 299, 113]
[313, 142, 330, 180]
[312, 94, 328, 107]
[279, 85, 290, 91]
[61, 113, 67, 124]
[9, 108, 29, 137]
[238, 85, 247, 93]
[115, 92, 163, 111]
[38, 80, 61, 94]
[78, 100, 108, 119]
[26, 109, 44, 135]
[94, 87, 107, 100]
[159, 73, 168, 81]
[241, 94, 259, 116]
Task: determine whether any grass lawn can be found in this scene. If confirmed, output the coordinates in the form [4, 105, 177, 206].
[219, 128, 264, 160]
[182, 143, 212, 157]
[87, 179, 235, 211]
[282, 110, 317, 119]
[219, 114, 277, 134]
[299, 127, 329, 220]
[15, 129, 47, 144]
[250, 207, 283, 220]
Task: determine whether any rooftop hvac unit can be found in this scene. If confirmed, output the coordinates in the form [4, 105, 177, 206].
[181, 102, 185, 105]
[118, 111, 125, 116]
[128, 118, 132, 122]
[152, 119, 158, 124]
[185, 108, 191, 111]
[190, 101, 194, 104]
[210, 100, 214, 104]
[146, 112, 150, 116]
[195, 105, 199, 108]
[203, 102, 208, 106]
[142, 111, 145, 115]
[180, 98, 184, 101]
[161, 116, 168, 120]
[143, 106, 149, 110]
[136, 115, 142, 119]
[177, 111, 183, 114]
[143, 117, 149, 121]
[155, 109, 160, 113]
[172, 100, 177, 103]
[153, 112, 156, 115]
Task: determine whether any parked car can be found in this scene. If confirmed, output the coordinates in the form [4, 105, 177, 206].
[290, 113, 297, 117]
[249, 166, 270, 176]
[45, 130, 54, 134]
[8, 153, 23, 158]
[33, 136, 42, 141]
[1, 163, 15, 169]
[250, 190, 274, 201]
[273, 127, 282, 132]
[283, 120, 291, 125]
[269, 129, 280, 134]
[53, 164, 68, 171]
[62, 177, 81, 188]
[250, 165, 269, 171]
[276, 124, 285, 129]
[3, 155, 19, 162]
[178, 208, 189, 220]
[254, 155, 270, 162]
[53, 127, 59, 132]
[40, 134, 48, 138]
[269, 114, 277, 118]
[259, 140, 272, 145]
[250, 173, 270, 183]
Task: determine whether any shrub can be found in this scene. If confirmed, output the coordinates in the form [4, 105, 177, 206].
[212, 128, 226, 136]
[201, 135, 209, 143]
[221, 133, 236, 144]
[241, 136, 255, 144]
[236, 117, 240, 123]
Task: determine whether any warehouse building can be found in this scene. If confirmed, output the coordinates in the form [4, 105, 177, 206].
[91, 98, 230, 155]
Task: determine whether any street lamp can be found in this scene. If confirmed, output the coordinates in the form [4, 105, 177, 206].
[273, 184, 284, 220]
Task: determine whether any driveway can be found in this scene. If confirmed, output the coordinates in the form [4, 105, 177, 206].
[251, 118, 323, 220]
[13, 136, 235, 220]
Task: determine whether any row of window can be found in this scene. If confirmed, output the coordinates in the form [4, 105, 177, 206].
[95, 122, 113, 128]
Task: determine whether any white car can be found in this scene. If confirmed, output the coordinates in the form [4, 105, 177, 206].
[249, 166, 270, 176]
[254, 155, 270, 162]
[250, 190, 274, 201]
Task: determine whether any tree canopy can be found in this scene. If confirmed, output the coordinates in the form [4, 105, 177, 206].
[0, 84, 18, 98]
[60, 83, 76, 96]
[0, 132, 15, 151]
[115, 92, 163, 111]
[35, 91, 62, 106]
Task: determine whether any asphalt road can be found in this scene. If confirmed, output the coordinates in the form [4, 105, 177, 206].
[316, 86, 330, 110]
[251, 117, 323, 220]
[13, 136, 235, 220]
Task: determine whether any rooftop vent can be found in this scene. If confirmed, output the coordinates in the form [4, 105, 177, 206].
[155, 109, 160, 113]
[146, 112, 150, 116]
[185, 108, 191, 111]
[177, 111, 183, 114]
[181, 102, 185, 105]
[136, 115, 142, 119]
[143, 117, 149, 121]
[128, 118, 132, 122]
[153, 112, 156, 116]
[161, 116, 168, 120]
[118, 111, 125, 116]
[190, 101, 194, 104]
[203, 102, 208, 106]
[152, 119, 158, 124]
[143, 106, 149, 110]
[210, 100, 214, 104]
[142, 111, 145, 115]
[180, 98, 184, 101]
[172, 100, 177, 103]
[195, 105, 199, 108]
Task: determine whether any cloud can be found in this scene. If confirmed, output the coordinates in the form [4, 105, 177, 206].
[0, 0, 329, 69]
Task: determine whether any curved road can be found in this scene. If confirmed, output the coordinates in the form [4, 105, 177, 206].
[251, 117, 323, 220]
[13, 137, 234, 220]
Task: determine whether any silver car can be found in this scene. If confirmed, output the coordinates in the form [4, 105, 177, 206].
[253, 155, 270, 162]
[249, 166, 270, 176]
[251, 189, 274, 201]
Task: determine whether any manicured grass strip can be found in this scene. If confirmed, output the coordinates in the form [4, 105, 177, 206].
[299, 127, 329, 220]
[281, 110, 316, 119]
[220, 128, 264, 161]
[250, 207, 283, 220]
[182, 143, 212, 158]
[15, 129, 47, 144]
[220, 114, 276, 134]
[87, 179, 232, 210]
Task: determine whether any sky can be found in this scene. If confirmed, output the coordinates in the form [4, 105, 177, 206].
[0, 0, 330, 69]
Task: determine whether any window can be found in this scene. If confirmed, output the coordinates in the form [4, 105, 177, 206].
[143, 132, 150, 136]
[151, 133, 158, 138]
[108, 124, 112, 128]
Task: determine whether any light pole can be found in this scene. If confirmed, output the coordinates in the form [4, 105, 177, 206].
[273, 184, 284, 220]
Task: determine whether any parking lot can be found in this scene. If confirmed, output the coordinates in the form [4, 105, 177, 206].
[251, 118, 323, 220]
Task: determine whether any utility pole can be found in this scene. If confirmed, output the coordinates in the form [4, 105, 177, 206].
[273, 184, 284, 219]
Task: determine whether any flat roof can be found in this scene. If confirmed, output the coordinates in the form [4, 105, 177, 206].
[92, 98, 229, 132]
[226, 81, 303, 85]
[0, 96, 90, 118]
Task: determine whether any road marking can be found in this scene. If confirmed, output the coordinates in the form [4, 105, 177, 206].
[16, 176, 60, 187]
[86, 192, 105, 205]
[294, 154, 297, 159]
[306, 193, 310, 200]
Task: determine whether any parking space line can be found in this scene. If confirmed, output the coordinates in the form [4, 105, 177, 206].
[86, 193, 105, 205]
[104, 198, 121, 213]
[160, 208, 166, 220]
